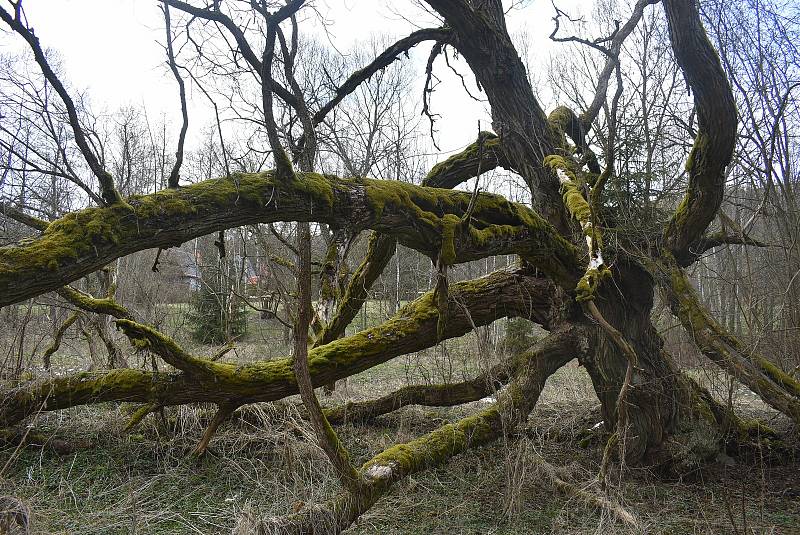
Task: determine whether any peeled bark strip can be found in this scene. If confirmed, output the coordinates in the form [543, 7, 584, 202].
[0, 172, 582, 307]
[1, 268, 554, 427]
[245, 326, 584, 535]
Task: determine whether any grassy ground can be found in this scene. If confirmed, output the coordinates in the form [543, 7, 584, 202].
[1, 356, 798, 534]
[2, 306, 799, 534]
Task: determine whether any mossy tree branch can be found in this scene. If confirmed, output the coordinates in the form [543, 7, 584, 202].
[2, 268, 555, 427]
[422, 132, 510, 189]
[653, 255, 800, 423]
[546, 107, 600, 174]
[113, 319, 220, 377]
[317, 133, 504, 350]
[0, 172, 583, 307]
[257, 325, 585, 534]
[660, 0, 738, 265]
[56, 286, 132, 320]
[325, 346, 539, 424]
[0, 201, 49, 231]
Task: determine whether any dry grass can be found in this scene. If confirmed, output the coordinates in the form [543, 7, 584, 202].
[1, 357, 798, 534]
[1, 308, 799, 534]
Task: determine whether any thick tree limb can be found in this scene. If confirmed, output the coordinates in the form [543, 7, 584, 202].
[1, 268, 554, 427]
[0, 172, 583, 306]
[653, 255, 800, 423]
[317, 129, 501, 350]
[325, 351, 526, 424]
[421, 0, 568, 230]
[0, 201, 49, 231]
[255, 325, 584, 534]
[422, 132, 511, 189]
[661, 0, 737, 264]
[690, 231, 768, 258]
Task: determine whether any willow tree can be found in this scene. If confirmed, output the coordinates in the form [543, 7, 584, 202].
[1, 0, 798, 532]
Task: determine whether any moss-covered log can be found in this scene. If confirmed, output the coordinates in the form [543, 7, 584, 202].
[248, 325, 585, 534]
[0, 172, 582, 307]
[0, 268, 555, 427]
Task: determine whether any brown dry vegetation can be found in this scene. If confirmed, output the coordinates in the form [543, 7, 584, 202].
[1, 312, 798, 534]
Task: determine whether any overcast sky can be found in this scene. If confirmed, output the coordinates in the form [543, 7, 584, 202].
[6, 0, 587, 159]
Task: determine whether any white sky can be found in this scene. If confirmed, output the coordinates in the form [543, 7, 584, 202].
[6, 0, 587, 159]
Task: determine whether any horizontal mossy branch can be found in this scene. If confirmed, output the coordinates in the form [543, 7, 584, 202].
[259, 326, 584, 534]
[56, 286, 132, 319]
[0, 201, 50, 231]
[1, 268, 555, 427]
[653, 255, 800, 424]
[325, 348, 537, 424]
[0, 171, 583, 306]
[113, 319, 222, 376]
